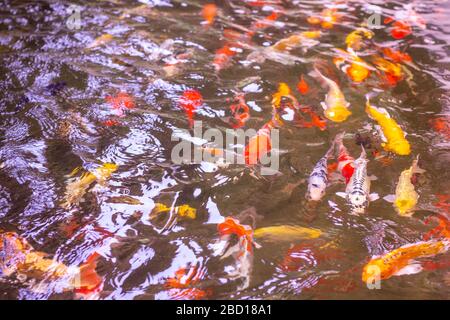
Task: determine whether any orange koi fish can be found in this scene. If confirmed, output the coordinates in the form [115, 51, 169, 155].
[362, 239, 449, 283]
[385, 19, 412, 40]
[244, 122, 273, 165]
[218, 217, 254, 253]
[213, 44, 238, 72]
[297, 75, 309, 95]
[106, 92, 135, 116]
[165, 265, 211, 300]
[372, 56, 404, 87]
[382, 47, 412, 64]
[0, 232, 103, 295]
[333, 48, 372, 83]
[201, 3, 217, 26]
[423, 215, 450, 241]
[179, 89, 203, 127]
[295, 107, 327, 131]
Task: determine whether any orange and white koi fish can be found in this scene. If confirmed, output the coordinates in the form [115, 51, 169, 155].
[383, 156, 425, 217]
[372, 56, 404, 87]
[0, 232, 103, 295]
[165, 264, 211, 300]
[334, 132, 354, 184]
[294, 107, 327, 131]
[362, 239, 449, 283]
[179, 89, 203, 127]
[216, 217, 255, 290]
[333, 48, 373, 83]
[381, 47, 412, 64]
[313, 67, 351, 122]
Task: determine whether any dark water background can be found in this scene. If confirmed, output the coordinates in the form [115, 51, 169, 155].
[0, 0, 449, 299]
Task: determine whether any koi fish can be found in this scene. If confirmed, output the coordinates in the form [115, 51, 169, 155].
[365, 96, 411, 155]
[179, 89, 203, 127]
[313, 67, 351, 122]
[383, 156, 425, 216]
[216, 217, 255, 290]
[386, 20, 412, 40]
[150, 203, 197, 220]
[372, 56, 404, 86]
[62, 163, 118, 209]
[335, 132, 355, 184]
[244, 122, 273, 165]
[362, 239, 449, 283]
[201, 3, 217, 26]
[337, 147, 378, 214]
[0, 232, 102, 295]
[106, 92, 135, 117]
[86, 33, 113, 50]
[229, 94, 250, 128]
[213, 44, 238, 72]
[295, 107, 327, 131]
[429, 116, 450, 139]
[345, 28, 374, 51]
[382, 47, 412, 64]
[333, 48, 373, 83]
[165, 264, 210, 300]
[306, 143, 335, 201]
[254, 225, 322, 241]
[246, 31, 320, 65]
[297, 75, 309, 95]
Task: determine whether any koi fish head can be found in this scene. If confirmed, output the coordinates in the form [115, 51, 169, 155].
[348, 191, 368, 214]
[307, 183, 326, 202]
[394, 198, 416, 216]
[387, 140, 411, 156]
[324, 105, 352, 123]
[362, 257, 392, 283]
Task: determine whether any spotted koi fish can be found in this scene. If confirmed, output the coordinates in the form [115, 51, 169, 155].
[337, 147, 378, 214]
[307, 142, 335, 201]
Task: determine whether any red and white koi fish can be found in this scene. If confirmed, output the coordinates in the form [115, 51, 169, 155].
[334, 132, 355, 184]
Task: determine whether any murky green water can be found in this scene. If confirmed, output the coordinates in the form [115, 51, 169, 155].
[0, 0, 449, 300]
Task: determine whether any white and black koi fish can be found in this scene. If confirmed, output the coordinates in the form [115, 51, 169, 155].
[306, 142, 335, 201]
[337, 147, 378, 213]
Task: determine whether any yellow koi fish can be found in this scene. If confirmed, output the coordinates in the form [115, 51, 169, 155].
[85, 34, 113, 50]
[62, 163, 118, 209]
[150, 203, 197, 220]
[271, 31, 321, 52]
[253, 225, 322, 241]
[365, 96, 411, 155]
[383, 156, 425, 216]
[345, 28, 374, 51]
[362, 239, 449, 283]
[314, 67, 351, 122]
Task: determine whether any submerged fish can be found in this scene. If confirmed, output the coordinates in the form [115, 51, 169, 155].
[345, 28, 374, 51]
[62, 163, 118, 209]
[335, 132, 355, 184]
[365, 96, 411, 155]
[337, 147, 378, 214]
[384, 156, 425, 216]
[313, 67, 351, 122]
[362, 239, 449, 283]
[306, 143, 335, 201]
[253, 225, 322, 241]
[0, 232, 102, 295]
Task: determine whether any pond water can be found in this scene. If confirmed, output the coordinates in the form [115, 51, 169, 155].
[0, 0, 449, 299]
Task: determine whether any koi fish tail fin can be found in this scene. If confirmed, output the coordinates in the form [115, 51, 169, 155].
[412, 155, 426, 174]
[73, 252, 103, 295]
